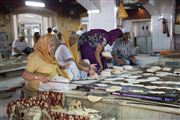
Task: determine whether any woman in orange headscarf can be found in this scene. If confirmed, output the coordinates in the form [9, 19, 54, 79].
[22, 34, 69, 92]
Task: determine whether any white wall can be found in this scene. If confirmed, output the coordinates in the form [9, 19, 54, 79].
[144, 0, 175, 51]
[88, 0, 116, 31]
[151, 16, 172, 51]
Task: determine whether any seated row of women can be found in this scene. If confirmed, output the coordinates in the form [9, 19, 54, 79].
[22, 28, 141, 92]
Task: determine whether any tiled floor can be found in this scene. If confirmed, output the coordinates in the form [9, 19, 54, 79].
[0, 54, 161, 119]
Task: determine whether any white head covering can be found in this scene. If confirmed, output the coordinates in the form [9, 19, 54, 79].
[53, 27, 58, 33]
[121, 28, 129, 34]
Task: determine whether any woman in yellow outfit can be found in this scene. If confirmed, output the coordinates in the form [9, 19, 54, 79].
[22, 34, 69, 92]
[65, 31, 96, 76]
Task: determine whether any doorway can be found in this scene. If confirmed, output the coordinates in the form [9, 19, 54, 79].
[132, 20, 152, 54]
[13, 13, 52, 47]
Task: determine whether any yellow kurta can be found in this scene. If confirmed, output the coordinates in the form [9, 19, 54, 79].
[25, 52, 60, 91]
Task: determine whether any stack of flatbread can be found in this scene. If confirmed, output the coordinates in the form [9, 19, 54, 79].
[162, 67, 171, 71]
[87, 95, 102, 102]
[102, 51, 112, 58]
[112, 66, 124, 74]
[89, 73, 99, 79]
[123, 65, 133, 70]
[100, 70, 112, 77]
[105, 86, 122, 92]
[146, 66, 161, 73]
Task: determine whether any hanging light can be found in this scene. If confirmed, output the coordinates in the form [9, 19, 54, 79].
[117, 2, 128, 19]
[25, 1, 45, 7]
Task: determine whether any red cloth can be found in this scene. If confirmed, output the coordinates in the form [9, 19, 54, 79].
[6, 91, 89, 120]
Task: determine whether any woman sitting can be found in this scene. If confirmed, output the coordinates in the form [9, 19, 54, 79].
[112, 28, 142, 66]
[66, 31, 96, 78]
[55, 32, 96, 80]
[22, 34, 69, 92]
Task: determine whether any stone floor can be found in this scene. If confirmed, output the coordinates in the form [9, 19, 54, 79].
[0, 77, 24, 120]
[0, 54, 162, 120]
[136, 54, 160, 66]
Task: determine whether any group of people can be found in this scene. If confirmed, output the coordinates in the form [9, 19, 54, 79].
[11, 26, 141, 92]
[11, 27, 59, 57]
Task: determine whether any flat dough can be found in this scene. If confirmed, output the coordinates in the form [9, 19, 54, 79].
[120, 83, 134, 86]
[155, 72, 172, 77]
[104, 78, 122, 81]
[119, 74, 131, 78]
[104, 68, 113, 72]
[95, 83, 108, 87]
[151, 81, 164, 84]
[146, 66, 161, 73]
[102, 51, 112, 58]
[110, 81, 125, 85]
[106, 86, 122, 92]
[147, 77, 159, 81]
[129, 89, 144, 93]
[149, 91, 165, 94]
[112, 70, 123, 75]
[89, 73, 99, 79]
[128, 75, 141, 79]
[101, 80, 111, 84]
[131, 84, 144, 87]
[87, 95, 102, 102]
[146, 69, 156, 73]
[123, 65, 133, 70]
[113, 66, 124, 71]
[162, 67, 171, 71]
[151, 66, 161, 70]
[100, 70, 111, 77]
[131, 71, 143, 74]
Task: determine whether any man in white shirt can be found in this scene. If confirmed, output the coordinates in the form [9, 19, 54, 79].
[12, 33, 32, 57]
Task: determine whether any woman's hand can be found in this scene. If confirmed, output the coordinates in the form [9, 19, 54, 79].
[88, 69, 96, 75]
[89, 64, 96, 70]
[38, 76, 52, 83]
[95, 44, 104, 72]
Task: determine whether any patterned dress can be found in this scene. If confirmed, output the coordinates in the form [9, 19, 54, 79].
[78, 30, 110, 70]
[78, 29, 123, 70]
[112, 38, 134, 59]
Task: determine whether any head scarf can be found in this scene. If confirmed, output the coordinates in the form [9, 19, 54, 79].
[89, 29, 108, 36]
[33, 34, 69, 79]
[109, 28, 123, 45]
[65, 32, 80, 63]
